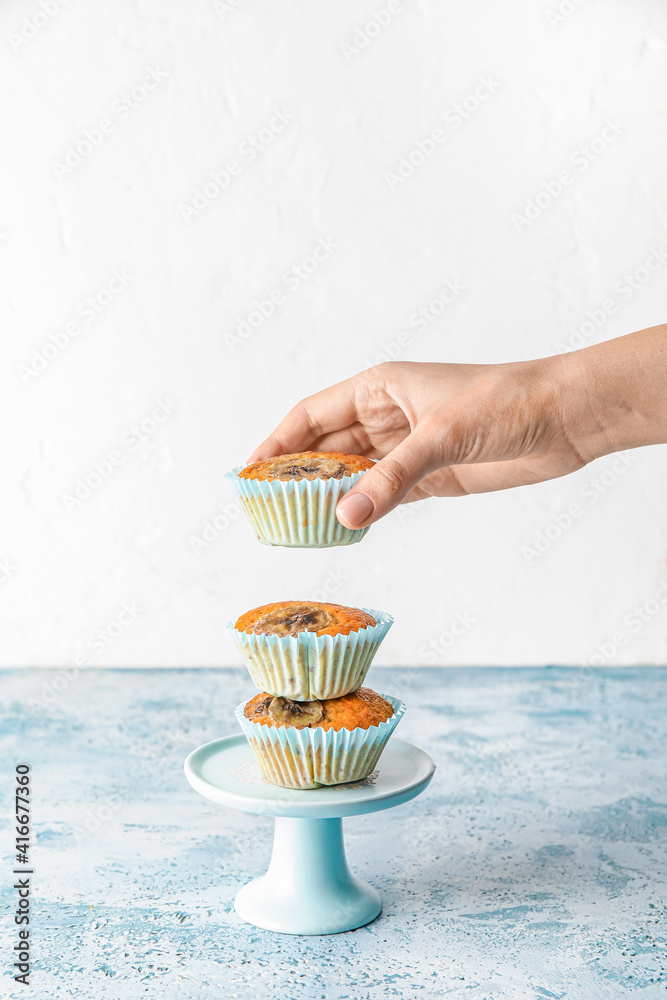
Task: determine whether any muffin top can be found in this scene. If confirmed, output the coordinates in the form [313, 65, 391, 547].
[235, 601, 376, 638]
[238, 451, 374, 482]
[244, 686, 394, 732]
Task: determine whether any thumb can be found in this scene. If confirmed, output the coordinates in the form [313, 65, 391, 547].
[336, 429, 434, 528]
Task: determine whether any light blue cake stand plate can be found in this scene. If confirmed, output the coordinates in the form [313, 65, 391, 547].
[184, 734, 435, 935]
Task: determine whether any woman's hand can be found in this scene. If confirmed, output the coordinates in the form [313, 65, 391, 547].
[247, 326, 667, 529]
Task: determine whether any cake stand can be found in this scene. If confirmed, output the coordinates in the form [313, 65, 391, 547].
[184, 734, 435, 935]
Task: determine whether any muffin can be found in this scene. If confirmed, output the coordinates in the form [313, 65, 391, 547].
[238, 452, 373, 482]
[228, 601, 393, 701]
[225, 451, 375, 547]
[236, 687, 405, 788]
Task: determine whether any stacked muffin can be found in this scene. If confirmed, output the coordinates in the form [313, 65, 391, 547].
[229, 599, 401, 788]
[226, 453, 404, 789]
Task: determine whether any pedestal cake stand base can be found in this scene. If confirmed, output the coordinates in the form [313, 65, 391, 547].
[185, 734, 435, 935]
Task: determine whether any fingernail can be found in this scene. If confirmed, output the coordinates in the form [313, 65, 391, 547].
[337, 492, 374, 529]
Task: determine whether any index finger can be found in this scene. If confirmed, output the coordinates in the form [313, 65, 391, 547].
[246, 375, 360, 462]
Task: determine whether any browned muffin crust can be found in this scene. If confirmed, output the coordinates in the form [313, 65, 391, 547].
[234, 601, 376, 638]
[244, 686, 394, 732]
[238, 451, 374, 482]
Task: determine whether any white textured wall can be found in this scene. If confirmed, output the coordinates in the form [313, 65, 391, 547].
[3, 0, 667, 668]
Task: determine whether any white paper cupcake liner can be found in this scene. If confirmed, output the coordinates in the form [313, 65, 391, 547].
[227, 607, 393, 701]
[236, 693, 405, 789]
[225, 465, 371, 547]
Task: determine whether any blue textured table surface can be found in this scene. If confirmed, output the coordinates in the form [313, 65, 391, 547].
[1, 666, 666, 999]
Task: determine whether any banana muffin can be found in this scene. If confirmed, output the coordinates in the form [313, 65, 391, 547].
[235, 601, 376, 639]
[225, 451, 374, 547]
[228, 601, 393, 701]
[236, 687, 404, 789]
[238, 451, 374, 482]
[244, 686, 394, 731]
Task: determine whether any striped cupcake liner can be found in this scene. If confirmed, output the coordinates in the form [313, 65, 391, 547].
[235, 693, 405, 789]
[225, 465, 370, 547]
[227, 607, 393, 701]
